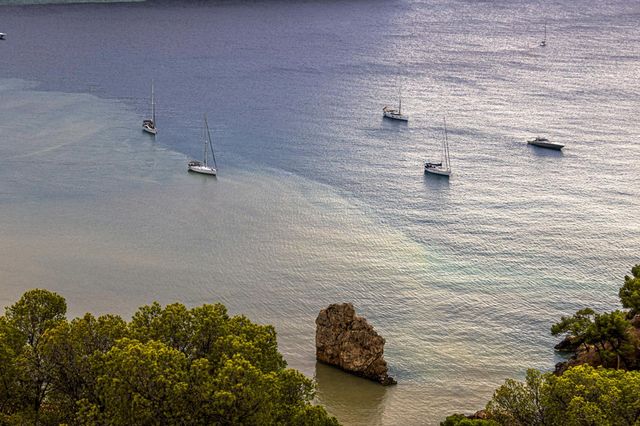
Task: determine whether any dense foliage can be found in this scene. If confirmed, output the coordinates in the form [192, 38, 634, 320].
[442, 264, 640, 425]
[551, 265, 640, 370]
[0, 289, 339, 425]
[619, 265, 640, 315]
[443, 365, 640, 426]
[441, 414, 497, 426]
[489, 366, 640, 426]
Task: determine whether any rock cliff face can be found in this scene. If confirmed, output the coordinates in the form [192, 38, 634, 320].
[315, 303, 396, 385]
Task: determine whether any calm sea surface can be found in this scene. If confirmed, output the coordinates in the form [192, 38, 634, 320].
[1, 0, 639, 423]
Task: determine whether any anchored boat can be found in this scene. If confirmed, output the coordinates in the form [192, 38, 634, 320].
[142, 80, 157, 135]
[425, 118, 452, 177]
[527, 136, 564, 150]
[383, 86, 409, 121]
[188, 115, 218, 176]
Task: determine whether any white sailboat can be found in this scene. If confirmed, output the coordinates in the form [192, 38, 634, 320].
[425, 118, 452, 177]
[188, 115, 217, 176]
[142, 80, 157, 135]
[539, 22, 547, 47]
[383, 86, 409, 121]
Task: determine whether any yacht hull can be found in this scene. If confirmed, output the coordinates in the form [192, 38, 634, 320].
[528, 141, 563, 150]
[425, 167, 451, 176]
[383, 111, 409, 121]
[188, 165, 217, 176]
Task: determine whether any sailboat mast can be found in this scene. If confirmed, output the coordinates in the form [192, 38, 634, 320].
[151, 80, 155, 123]
[443, 117, 451, 170]
[204, 114, 217, 170]
[202, 119, 208, 167]
[398, 86, 402, 115]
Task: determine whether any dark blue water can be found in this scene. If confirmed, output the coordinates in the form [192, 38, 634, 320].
[1, 0, 639, 424]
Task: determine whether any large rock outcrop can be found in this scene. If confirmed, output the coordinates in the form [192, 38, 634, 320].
[315, 303, 396, 385]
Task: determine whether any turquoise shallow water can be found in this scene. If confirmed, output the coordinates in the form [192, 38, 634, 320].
[1, 0, 640, 423]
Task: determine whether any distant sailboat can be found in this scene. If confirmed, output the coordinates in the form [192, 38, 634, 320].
[383, 85, 409, 121]
[425, 118, 452, 176]
[142, 80, 157, 135]
[0, 33, 6, 41]
[188, 115, 217, 176]
[539, 22, 547, 47]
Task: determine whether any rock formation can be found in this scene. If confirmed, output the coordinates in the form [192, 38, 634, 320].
[315, 303, 396, 385]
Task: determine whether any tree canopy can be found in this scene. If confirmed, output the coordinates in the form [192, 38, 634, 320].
[0, 289, 339, 425]
[619, 265, 640, 315]
[550, 265, 640, 370]
[443, 265, 640, 425]
[479, 365, 640, 426]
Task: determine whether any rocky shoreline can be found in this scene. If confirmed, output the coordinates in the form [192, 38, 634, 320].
[554, 313, 640, 375]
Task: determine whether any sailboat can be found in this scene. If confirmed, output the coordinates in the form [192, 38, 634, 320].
[188, 115, 217, 176]
[142, 80, 157, 135]
[383, 86, 409, 121]
[425, 118, 452, 176]
[539, 22, 547, 47]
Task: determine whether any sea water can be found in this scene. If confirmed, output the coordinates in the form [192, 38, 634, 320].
[0, 0, 639, 424]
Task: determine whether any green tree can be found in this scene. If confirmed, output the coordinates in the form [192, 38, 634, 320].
[214, 315, 286, 373]
[0, 290, 339, 425]
[552, 308, 635, 369]
[0, 317, 27, 422]
[441, 414, 498, 426]
[189, 303, 231, 360]
[485, 369, 546, 426]
[208, 356, 334, 425]
[4, 289, 67, 424]
[290, 404, 342, 426]
[619, 265, 640, 316]
[585, 311, 635, 369]
[129, 302, 286, 374]
[5, 288, 66, 349]
[551, 308, 596, 352]
[130, 302, 194, 354]
[452, 366, 640, 426]
[41, 313, 128, 422]
[81, 338, 193, 425]
[543, 365, 640, 426]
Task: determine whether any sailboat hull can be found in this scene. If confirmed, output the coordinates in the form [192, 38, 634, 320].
[383, 106, 408, 121]
[383, 111, 409, 121]
[188, 165, 217, 176]
[424, 166, 451, 176]
[142, 124, 157, 135]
